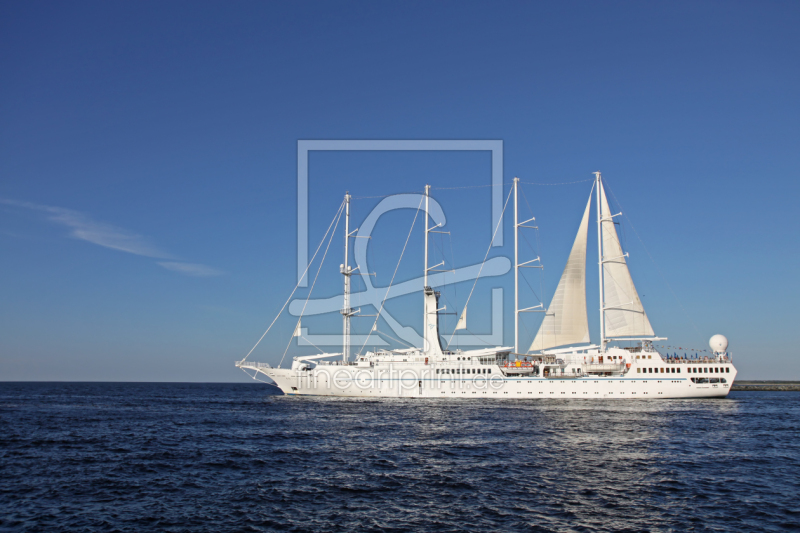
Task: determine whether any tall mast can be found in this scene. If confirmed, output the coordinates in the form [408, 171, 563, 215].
[514, 177, 519, 354]
[342, 192, 351, 362]
[424, 185, 430, 288]
[594, 172, 605, 351]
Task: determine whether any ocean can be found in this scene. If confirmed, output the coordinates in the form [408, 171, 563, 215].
[1, 383, 798, 532]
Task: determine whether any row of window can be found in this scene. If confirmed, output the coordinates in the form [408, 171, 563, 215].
[689, 367, 729, 373]
[690, 377, 727, 384]
[436, 368, 491, 374]
[637, 366, 730, 374]
[638, 367, 680, 374]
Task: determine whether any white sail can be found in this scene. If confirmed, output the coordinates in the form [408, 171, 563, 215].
[529, 194, 592, 352]
[599, 183, 654, 337]
[455, 307, 467, 330]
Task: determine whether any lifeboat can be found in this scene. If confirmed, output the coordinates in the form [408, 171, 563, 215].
[500, 361, 535, 374]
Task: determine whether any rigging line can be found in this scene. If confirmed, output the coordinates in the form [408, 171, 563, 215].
[432, 183, 499, 190]
[358, 196, 425, 355]
[459, 326, 494, 347]
[448, 228, 459, 350]
[279, 202, 345, 367]
[242, 368, 281, 387]
[300, 335, 326, 354]
[519, 309, 535, 352]
[520, 178, 594, 186]
[240, 200, 346, 364]
[602, 181, 704, 341]
[352, 190, 424, 200]
[519, 267, 543, 304]
[447, 185, 514, 346]
[520, 231, 539, 260]
[373, 328, 415, 349]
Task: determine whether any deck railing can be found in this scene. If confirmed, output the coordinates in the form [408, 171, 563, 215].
[583, 363, 626, 372]
[662, 356, 730, 365]
[235, 360, 272, 369]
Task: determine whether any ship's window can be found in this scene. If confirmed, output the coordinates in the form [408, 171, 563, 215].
[677, 368, 681, 373]
[710, 377, 720, 383]
[660, 368, 664, 373]
[704, 368, 708, 373]
[648, 355, 652, 359]
[721, 378, 727, 383]
[435, 369, 439, 374]
[648, 368, 652, 373]
[726, 368, 730, 373]
[637, 368, 641, 373]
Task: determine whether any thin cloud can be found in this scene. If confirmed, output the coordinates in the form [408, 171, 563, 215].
[157, 262, 223, 277]
[0, 198, 170, 258]
[1, 197, 223, 277]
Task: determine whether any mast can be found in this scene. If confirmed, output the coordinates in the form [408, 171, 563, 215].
[423, 185, 431, 353]
[421, 185, 445, 356]
[594, 172, 605, 351]
[424, 185, 430, 288]
[342, 192, 351, 362]
[514, 177, 519, 354]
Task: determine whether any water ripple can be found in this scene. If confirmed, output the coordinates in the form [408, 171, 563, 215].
[1, 383, 798, 532]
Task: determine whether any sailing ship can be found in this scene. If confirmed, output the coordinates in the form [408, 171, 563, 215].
[237, 173, 736, 398]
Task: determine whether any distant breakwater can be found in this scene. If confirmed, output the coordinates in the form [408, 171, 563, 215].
[732, 381, 800, 391]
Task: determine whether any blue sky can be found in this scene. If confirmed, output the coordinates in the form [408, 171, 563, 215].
[1, 1, 798, 381]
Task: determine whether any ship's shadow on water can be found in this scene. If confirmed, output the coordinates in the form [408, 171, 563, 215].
[1, 383, 798, 532]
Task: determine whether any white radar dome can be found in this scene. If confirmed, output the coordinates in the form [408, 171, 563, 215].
[709, 334, 728, 353]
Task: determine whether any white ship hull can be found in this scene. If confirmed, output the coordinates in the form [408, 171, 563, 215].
[242, 358, 737, 399]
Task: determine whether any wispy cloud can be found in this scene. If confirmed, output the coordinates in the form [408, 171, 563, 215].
[1, 198, 170, 258]
[1, 197, 223, 277]
[157, 262, 223, 277]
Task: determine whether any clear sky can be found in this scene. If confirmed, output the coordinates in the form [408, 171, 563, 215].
[1, 1, 798, 381]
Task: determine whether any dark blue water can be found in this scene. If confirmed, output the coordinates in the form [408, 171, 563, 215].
[1, 383, 799, 532]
